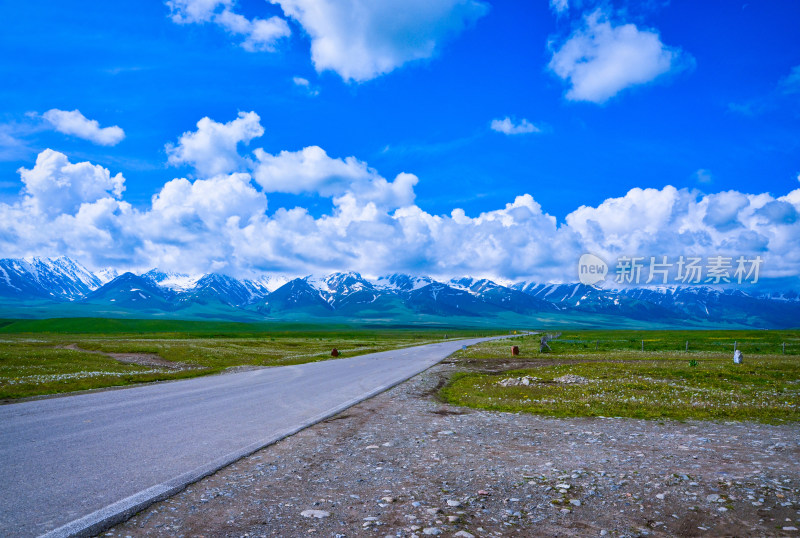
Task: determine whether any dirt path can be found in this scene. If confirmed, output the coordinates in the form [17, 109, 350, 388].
[106, 362, 800, 538]
[61, 344, 198, 370]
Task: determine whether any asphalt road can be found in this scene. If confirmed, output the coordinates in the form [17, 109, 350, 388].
[0, 336, 504, 537]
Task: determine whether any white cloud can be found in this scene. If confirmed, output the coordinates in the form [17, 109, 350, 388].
[549, 10, 689, 103]
[253, 145, 371, 195]
[18, 149, 125, 217]
[271, 0, 490, 82]
[149, 173, 267, 228]
[253, 145, 417, 209]
[550, 0, 568, 14]
[166, 0, 231, 23]
[132, 173, 270, 272]
[292, 76, 319, 96]
[167, 0, 487, 82]
[167, 0, 290, 52]
[166, 112, 264, 177]
[214, 10, 290, 52]
[3, 113, 799, 282]
[42, 109, 125, 146]
[565, 186, 800, 278]
[490, 117, 541, 135]
[702, 190, 749, 231]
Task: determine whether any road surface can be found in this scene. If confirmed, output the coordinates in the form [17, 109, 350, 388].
[0, 336, 505, 537]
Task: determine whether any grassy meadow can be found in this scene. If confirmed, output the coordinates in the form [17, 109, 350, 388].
[442, 330, 800, 423]
[4, 319, 798, 424]
[0, 318, 502, 400]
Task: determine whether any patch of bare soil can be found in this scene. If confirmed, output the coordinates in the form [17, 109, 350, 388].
[61, 344, 198, 370]
[105, 362, 800, 538]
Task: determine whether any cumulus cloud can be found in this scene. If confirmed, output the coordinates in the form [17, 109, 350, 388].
[565, 185, 800, 278]
[214, 9, 290, 52]
[167, 0, 487, 81]
[253, 145, 417, 209]
[42, 109, 125, 146]
[253, 146, 371, 195]
[18, 149, 125, 216]
[549, 10, 689, 103]
[271, 0, 490, 82]
[702, 190, 749, 231]
[166, 112, 264, 177]
[490, 117, 541, 135]
[167, 0, 289, 52]
[3, 113, 799, 282]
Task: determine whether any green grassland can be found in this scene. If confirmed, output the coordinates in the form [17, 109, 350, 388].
[451, 330, 800, 358]
[0, 318, 504, 400]
[5, 320, 799, 424]
[442, 330, 800, 423]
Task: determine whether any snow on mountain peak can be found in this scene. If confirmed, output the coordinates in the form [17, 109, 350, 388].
[95, 268, 119, 285]
[1, 256, 102, 299]
[307, 272, 371, 296]
[374, 273, 435, 291]
[142, 269, 202, 291]
[243, 275, 289, 294]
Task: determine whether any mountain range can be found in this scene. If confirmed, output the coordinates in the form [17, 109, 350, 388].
[1, 257, 798, 328]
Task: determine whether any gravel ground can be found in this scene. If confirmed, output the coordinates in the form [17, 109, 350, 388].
[106, 360, 800, 538]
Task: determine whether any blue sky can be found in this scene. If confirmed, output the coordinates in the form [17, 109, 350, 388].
[0, 0, 799, 283]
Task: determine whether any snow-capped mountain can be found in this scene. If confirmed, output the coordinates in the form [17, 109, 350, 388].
[140, 269, 288, 306]
[0, 256, 102, 300]
[308, 272, 385, 309]
[180, 273, 259, 307]
[450, 277, 558, 314]
[84, 272, 174, 309]
[142, 269, 201, 292]
[615, 285, 800, 325]
[241, 275, 289, 295]
[94, 268, 119, 285]
[261, 278, 333, 314]
[0, 257, 798, 328]
[374, 273, 435, 292]
[264, 272, 402, 314]
[510, 282, 679, 320]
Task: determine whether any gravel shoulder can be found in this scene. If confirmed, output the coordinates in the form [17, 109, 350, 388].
[106, 360, 800, 538]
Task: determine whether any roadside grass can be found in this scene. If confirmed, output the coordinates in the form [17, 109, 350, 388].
[0, 321, 502, 399]
[0, 341, 205, 399]
[452, 330, 800, 359]
[443, 330, 800, 423]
